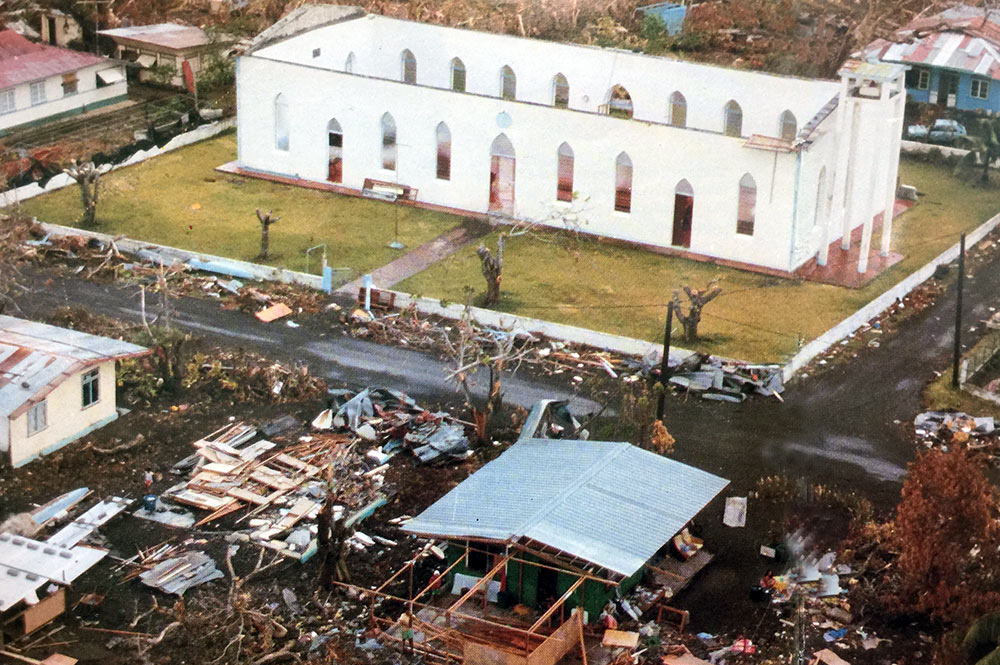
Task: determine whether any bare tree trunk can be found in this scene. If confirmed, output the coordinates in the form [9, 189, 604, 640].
[256, 208, 280, 260]
[671, 280, 722, 342]
[477, 235, 503, 306]
[65, 161, 101, 228]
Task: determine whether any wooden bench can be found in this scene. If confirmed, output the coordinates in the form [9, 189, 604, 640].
[357, 287, 396, 310]
[362, 178, 418, 202]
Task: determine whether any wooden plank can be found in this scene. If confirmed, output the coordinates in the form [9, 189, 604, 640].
[195, 498, 241, 526]
[40, 655, 78, 665]
[601, 630, 639, 649]
[226, 487, 269, 506]
[22, 588, 66, 634]
[274, 498, 317, 530]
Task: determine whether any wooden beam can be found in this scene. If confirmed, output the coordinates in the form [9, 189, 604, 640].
[510, 543, 617, 587]
[412, 554, 465, 604]
[529, 576, 585, 633]
[447, 554, 510, 613]
[374, 558, 414, 595]
[644, 562, 686, 583]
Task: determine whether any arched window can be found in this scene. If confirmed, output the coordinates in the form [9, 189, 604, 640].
[327, 118, 343, 183]
[673, 179, 694, 248]
[344, 52, 355, 73]
[274, 93, 289, 151]
[436, 122, 451, 180]
[606, 85, 634, 119]
[450, 58, 466, 92]
[724, 100, 743, 137]
[556, 142, 574, 202]
[553, 73, 569, 109]
[489, 134, 516, 214]
[780, 110, 797, 141]
[813, 166, 827, 227]
[401, 49, 417, 84]
[737, 173, 756, 235]
[615, 152, 632, 213]
[669, 91, 686, 128]
[381, 112, 397, 171]
[500, 65, 516, 100]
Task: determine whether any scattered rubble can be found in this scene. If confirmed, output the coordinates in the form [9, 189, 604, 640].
[913, 410, 997, 449]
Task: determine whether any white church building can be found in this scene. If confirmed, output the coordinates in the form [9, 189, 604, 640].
[235, 6, 906, 276]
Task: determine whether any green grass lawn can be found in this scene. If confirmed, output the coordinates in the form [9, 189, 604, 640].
[398, 158, 1000, 362]
[14, 131, 462, 278]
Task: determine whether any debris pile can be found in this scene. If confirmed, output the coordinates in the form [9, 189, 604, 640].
[667, 354, 784, 402]
[127, 542, 224, 595]
[913, 410, 996, 449]
[182, 349, 326, 404]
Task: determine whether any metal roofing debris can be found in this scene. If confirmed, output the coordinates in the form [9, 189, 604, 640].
[0, 315, 150, 422]
[31, 488, 90, 526]
[139, 550, 222, 595]
[403, 424, 729, 577]
[667, 355, 784, 403]
[0, 533, 108, 610]
[838, 59, 907, 82]
[248, 4, 365, 52]
[46, 497, 132, 549]
[0, 29, 107, 89]
[98, 23, 216, 51]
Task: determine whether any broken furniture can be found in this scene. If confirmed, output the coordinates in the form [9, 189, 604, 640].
[361, 178, 418, 203]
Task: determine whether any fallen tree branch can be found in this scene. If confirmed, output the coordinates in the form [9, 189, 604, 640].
[89, 434, 145, 455]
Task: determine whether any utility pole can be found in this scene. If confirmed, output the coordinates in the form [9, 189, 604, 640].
[656, 303, 673, 421]
[75, 0, 114, 55]
[952, 232, 966, 387]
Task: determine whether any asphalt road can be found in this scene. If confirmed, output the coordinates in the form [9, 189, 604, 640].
[15, 252, 1000, 632]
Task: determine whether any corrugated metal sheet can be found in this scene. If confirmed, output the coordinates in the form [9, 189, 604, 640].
[0, 315, 149, 421]
[402, 438, 729, 577]
[0, 29, 107, 89]
[863, 6, 1000, 80]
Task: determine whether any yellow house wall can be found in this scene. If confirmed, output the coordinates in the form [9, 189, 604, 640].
[7, 362, 117, 467]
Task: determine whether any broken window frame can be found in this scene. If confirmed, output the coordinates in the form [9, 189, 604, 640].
[556, 142, 574, 202]
[401, 49, 417, 84]
[737, 172, 756, 235]
[614, 152, 633, 213]
[500, 65, 516, 101]
[553, 73, 570, 109]
[779, 109, 797, 141]
[81, 368, 99, 408]
[436, 121, 451, 180]
[724, 100, 742, 137]
[274, 93, 290, 151]
[450, 58, 466, 92]
[605, 85, 634, 119]
[27, 400, 47, 436]
[381, 112, 397, 171]
[61, 73, 78, 97]
[669, 91, 686, 128]
[327, 117, 343, 183]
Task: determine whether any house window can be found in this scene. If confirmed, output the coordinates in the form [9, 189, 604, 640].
[401, 49, 417, 84]
[27, 400, 47, 436]
[30, 81, 46, 106]
[62, 73, 78, 96]
[312, 47, 321, 58]
[724, 100, 743, 137]
[345, 52, 356, 73]
[436, 122, 451, 180]
[906, 67, 929, 90]
[614, 152, 632, 213]
[450, 58, 466, 92]
[737, 173, 756, 235]
[669, 91, 686, 128]
[381, 112, 397, 171]
[553, 73, 569, 108]
[779, 110, 797, 141]
[971, 78, 990, 100]
[274, 93, 289, 151]
[0, 89, 14, 114]
[500, 65, 516, 100]
[327, 118, 343, 183]
[606, 85, 634, 119]
[556, 142, 574, 202]
[82, 368, 99, 407]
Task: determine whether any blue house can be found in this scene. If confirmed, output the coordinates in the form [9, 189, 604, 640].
[862, 5, 1000, 113]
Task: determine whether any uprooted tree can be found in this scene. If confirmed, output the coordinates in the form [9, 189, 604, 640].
[671, 279, 722, 341]
[477, 234, 504, 306]
[64, 160, 102, 228]
[255, 208, 280, 260]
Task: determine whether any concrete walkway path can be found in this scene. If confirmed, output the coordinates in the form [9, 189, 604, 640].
[337, 220, 490, 294]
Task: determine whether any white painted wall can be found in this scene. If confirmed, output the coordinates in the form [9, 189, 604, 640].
[7, 362, 117, 467]
[0, 63, 127, 132]
[237, 14, 902, 273]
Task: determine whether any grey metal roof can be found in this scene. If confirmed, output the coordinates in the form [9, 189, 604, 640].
[402, 438, 729, 577]
[248, 5, 364, 53]
[0, 316, 149, 421]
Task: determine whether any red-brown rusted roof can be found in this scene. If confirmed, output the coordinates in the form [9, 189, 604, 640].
[0, 30, 107, 89]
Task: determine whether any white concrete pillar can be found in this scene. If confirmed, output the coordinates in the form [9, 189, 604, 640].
[858, 81, 892, 273]
[840, 101, 862, 250]
[819, 76, 853, 266]
[880, 81, 906, 257]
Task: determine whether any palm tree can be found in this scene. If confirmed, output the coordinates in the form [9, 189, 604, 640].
[964, 613, 1000, 665]
[958, 118, 1000, 186]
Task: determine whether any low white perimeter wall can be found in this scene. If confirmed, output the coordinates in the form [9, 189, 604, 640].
[783, 211, 1000, 380]
[0, 118, 236, 208]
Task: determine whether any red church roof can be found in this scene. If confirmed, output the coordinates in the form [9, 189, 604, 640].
[0, 29, 107, 89]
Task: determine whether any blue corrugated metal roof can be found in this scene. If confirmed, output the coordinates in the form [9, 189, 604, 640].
[402, 437, 729, 577]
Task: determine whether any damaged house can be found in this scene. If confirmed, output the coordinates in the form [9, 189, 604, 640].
[0, 316, 150, 467]
[365, 401, 729, 663]
[233, 5, 905, 277]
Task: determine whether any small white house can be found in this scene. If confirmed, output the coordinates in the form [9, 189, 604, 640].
[39, 8, 84, 48]
[236, 6, 906, 276]
[0, 29, 127, 133]
[99, 23, 233, 89]
[0, 316, 150, 468]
